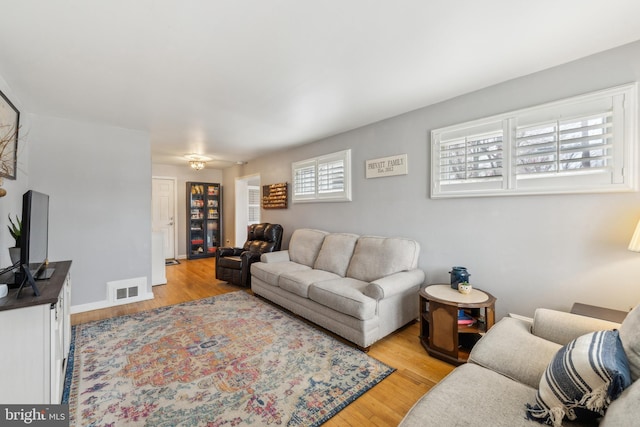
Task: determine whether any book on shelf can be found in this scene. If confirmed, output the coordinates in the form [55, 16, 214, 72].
[458, 310, 476, 325]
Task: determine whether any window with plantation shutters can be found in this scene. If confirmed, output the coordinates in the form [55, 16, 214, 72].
[247, 186, 260, 224]
[515, 113, 611, 178]
[292, 149, 352, 203]
[318, 159, 345, 194]
[439, 132, 503, 183]
[431, 84, 637, 198]
[293, 161, 316, 198]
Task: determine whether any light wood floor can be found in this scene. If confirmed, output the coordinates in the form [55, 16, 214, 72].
[71, 258, 454, 426]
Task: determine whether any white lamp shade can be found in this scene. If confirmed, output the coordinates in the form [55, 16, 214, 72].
[629, 219, 640, 252]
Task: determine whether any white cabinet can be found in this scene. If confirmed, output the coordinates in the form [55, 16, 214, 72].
[0, 261, 72, 404]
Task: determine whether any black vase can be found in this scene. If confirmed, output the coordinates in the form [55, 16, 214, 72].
[449, 266, 470, 290]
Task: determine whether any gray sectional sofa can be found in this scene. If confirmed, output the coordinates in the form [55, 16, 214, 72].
[400, 305, 640, 426]
[250, 228, 424, 348]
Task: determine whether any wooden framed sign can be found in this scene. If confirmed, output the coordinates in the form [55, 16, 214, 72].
[366, 154, 408, 179]
[262, 182, 288, 209]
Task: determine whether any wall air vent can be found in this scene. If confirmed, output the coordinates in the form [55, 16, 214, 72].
[107, 277, 146, 304]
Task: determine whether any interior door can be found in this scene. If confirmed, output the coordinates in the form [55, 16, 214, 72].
[152, 177, 176, 259]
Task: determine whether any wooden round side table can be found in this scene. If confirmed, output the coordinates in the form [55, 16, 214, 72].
[419, 284, 496, 365]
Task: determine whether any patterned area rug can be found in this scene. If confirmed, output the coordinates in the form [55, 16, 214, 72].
[64, 291, 394, 426]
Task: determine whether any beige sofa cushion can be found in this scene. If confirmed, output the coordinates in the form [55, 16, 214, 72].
[600, 379, 640, 427]
[469, 317, 561, 389]
[346, 236, 420, 282]
[532, 308, 621, 345]
[619, 304, 640, 381]
[308, 278, 376, 320]
[251, 261, 310, 287]
[313, 233, 359, 276]
[288, 229, 328, 267]
[400, 363, 541, 427]
[279, 269, 341, 298]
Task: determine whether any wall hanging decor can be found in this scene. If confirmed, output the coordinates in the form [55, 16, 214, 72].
[0, 89, 19, 180]
[262, 182, 288, 209]
[365, 153, 407, 179]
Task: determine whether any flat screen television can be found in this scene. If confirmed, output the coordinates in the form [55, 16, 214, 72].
[17, 190, 54, 297]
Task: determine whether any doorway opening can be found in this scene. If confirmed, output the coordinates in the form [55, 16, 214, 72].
[234, 174, 261, 247]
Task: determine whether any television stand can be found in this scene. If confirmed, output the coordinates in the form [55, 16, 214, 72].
[0, 261, 72, 404]
[17, 264, 41, 297]
[16, 265, 56, 298]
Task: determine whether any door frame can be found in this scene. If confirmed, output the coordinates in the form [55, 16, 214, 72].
[152, 175, 178, 259]
[234, 173, 261, 247]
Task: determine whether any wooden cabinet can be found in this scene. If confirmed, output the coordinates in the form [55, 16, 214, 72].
[0, 261, 72, 403]
[419, 284, 496, 366]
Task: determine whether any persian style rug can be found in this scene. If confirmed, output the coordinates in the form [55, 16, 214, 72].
[63, 291, 394, 426]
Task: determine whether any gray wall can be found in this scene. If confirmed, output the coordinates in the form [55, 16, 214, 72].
[152, 164, 223, 258]
[1, 67, 153, 308]
[223, 40, 640, 319]
[27, 114, 152, 307]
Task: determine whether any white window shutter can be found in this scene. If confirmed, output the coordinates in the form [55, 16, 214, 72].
[431, 83, 637, 198]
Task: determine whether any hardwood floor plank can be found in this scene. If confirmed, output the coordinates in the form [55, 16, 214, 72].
[70, 258, 453, 425]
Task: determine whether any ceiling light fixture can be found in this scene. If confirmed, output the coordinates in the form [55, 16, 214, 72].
[185, 154, 212, 171]
[190, 160, 206, 170]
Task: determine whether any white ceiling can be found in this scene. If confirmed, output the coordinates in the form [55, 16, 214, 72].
[1, 1, 640, 169]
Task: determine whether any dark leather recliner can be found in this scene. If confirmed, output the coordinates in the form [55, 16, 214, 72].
[215, 223, 283, 287]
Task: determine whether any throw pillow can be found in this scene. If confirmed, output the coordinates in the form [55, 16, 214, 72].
[525, 329, 631, 427]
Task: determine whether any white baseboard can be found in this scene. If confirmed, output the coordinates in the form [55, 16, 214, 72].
[71, 291, 154, 314]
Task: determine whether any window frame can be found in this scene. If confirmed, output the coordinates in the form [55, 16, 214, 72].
[431, 83, 638, 198]
[292, 149, 352, 203]
[247, 185, 261, 225]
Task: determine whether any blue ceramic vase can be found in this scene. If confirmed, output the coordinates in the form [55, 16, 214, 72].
[449, 266, 470, 290]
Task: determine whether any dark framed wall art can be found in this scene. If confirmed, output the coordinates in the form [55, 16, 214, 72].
[0, 89, 19, 180]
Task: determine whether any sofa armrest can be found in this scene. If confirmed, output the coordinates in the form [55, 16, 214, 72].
[532, 308, 621, 346]
[469, 317, 562, 389]
[259, 250, 291, 263]
[364, 269, 425, 300]
[241, 251, 262, 263]
[217, 246, 243, 257]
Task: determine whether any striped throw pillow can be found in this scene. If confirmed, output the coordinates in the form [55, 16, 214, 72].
[526, 329, 631, 427]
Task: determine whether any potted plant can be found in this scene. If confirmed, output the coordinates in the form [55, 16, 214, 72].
[7, 214, 21, 264]
[457, 281, 473, 294]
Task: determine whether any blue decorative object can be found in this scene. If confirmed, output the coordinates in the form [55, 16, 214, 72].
[449, 266, 470, 290]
